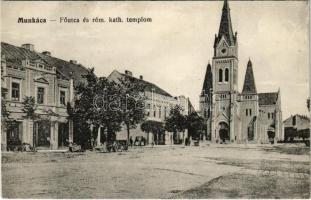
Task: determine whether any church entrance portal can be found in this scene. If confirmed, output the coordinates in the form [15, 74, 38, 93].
[219, 122, 229, 143]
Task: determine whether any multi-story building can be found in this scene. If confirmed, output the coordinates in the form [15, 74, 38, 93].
[1, 42, 88, 151]
[108, 70, 195, 145]
[199, 0, 283, 143]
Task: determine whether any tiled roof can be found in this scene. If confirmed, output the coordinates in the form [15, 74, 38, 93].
[119, 72, 172, 97]
[1, 42, 88, 86]
[1, 42, 40, 65]
[38, 53, 88, 86]
[258, 92, 278, 106]
[242, 60, 257, 94]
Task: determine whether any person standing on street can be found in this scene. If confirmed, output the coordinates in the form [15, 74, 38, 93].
[129, 136, 133, 148]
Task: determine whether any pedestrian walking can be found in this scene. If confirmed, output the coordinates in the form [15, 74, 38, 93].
[129, 136, 133, 148]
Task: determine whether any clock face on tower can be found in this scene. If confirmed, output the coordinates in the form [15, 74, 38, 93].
[221, 48, 227, 54]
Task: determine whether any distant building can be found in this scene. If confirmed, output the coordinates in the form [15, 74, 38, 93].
[283, 114, 310, 141]
[1, 42, 88, 151]
[108, 70, 195, 145]
[199, 0, 283, 143]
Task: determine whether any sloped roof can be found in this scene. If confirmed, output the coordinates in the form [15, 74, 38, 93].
[38, 53, 88, 86]
[1, 42, 40, 65]
[1, 42, 89, 86]
[284, 114, 310, 123]
[242, 59, 257, 94]
[117, 71, 172, 97]
[201, 63, 213, 96]
[214, 0, 237, 47]
[258, 92, 278, 106]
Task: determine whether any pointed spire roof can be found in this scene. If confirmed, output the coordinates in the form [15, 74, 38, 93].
[242, 59, 257, 94]
[201, 63, 213, 96]
[214, 0, 236, 47]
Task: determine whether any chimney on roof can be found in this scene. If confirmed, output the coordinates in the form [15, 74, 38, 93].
[42, 51, 51, 56]
[70, 60, 77, 64]
[21, 43, 35, 51]
[125, 70, 133, 76]
[139, 75, 143, 80]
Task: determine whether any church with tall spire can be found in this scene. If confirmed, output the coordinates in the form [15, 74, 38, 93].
[199, 0, 283, 143]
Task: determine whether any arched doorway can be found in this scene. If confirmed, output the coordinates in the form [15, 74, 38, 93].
[247, 126, 254, 141]
[219, 122, 229, 143]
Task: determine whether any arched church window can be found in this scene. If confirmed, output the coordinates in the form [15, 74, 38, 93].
[219, 69, 223, 82]
[225, 68, 229, 82]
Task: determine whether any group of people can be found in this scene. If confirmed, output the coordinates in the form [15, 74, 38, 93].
[129, 136, 147, 147]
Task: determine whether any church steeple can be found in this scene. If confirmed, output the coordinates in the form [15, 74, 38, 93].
[214, 0, 237, 47]
[242, 59, 257, 94]
[201, 63, 213, 96]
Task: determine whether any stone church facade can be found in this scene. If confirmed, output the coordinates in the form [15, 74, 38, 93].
[199, 0, 283, 143]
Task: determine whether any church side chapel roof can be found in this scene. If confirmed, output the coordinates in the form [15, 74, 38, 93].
[118, 71, 173, 97]
[258, 92, 279, 106]
[1, 42, 89, 86]
[201, 63, 213, 96]
[214, 0, 237, 47]
[242, 59, 257, 94]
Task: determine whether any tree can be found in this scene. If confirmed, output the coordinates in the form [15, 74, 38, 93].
[1, 87, 19, 149]
[186, 112, 206, 140]
[117, 75, 147, 142]
[22, 96, 53, 148]
[284, 127, 297, 142]
[141, 120, 164, 144]
[70, 68, 125, 148]
[1, 87, 11, 130]
[141, 120, 164, 134]
[22, 96, 38, 120]
[298, 129, 310, 141]
[164, 105, 187, 144]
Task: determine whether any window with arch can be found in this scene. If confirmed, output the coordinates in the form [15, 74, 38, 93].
[225, 68, 229, 82]
[219, 69, 223, 82]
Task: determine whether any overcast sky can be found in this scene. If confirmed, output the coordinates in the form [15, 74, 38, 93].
[1, 1, 309, 119]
